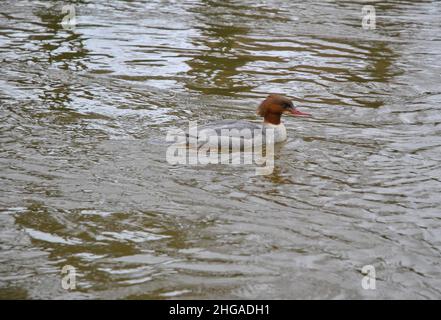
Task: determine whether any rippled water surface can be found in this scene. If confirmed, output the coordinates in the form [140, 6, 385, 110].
[1, 0, 441, 299]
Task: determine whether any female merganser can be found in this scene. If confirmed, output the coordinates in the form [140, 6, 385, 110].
[187, 94, 310, 149]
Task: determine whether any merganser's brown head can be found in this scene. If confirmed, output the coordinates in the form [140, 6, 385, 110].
[257, 94, 310, 125]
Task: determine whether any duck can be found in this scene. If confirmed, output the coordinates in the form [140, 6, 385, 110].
[187, 94, 311, 149]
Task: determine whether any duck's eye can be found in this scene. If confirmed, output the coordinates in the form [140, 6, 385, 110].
[283, 103, 292, 109]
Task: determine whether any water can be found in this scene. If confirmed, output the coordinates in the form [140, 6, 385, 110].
[1, 0, 441, 299]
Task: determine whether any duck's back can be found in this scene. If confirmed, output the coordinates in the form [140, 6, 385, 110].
[196, 120, 262, 138]
[185, 120, 264, 149]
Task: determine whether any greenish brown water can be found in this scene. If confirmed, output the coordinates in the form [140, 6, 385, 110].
[1, 0, 441, 299]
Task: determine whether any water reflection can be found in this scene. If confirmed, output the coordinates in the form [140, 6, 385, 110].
[1, 0, 441, 299]
[186, 1, 254, 95]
